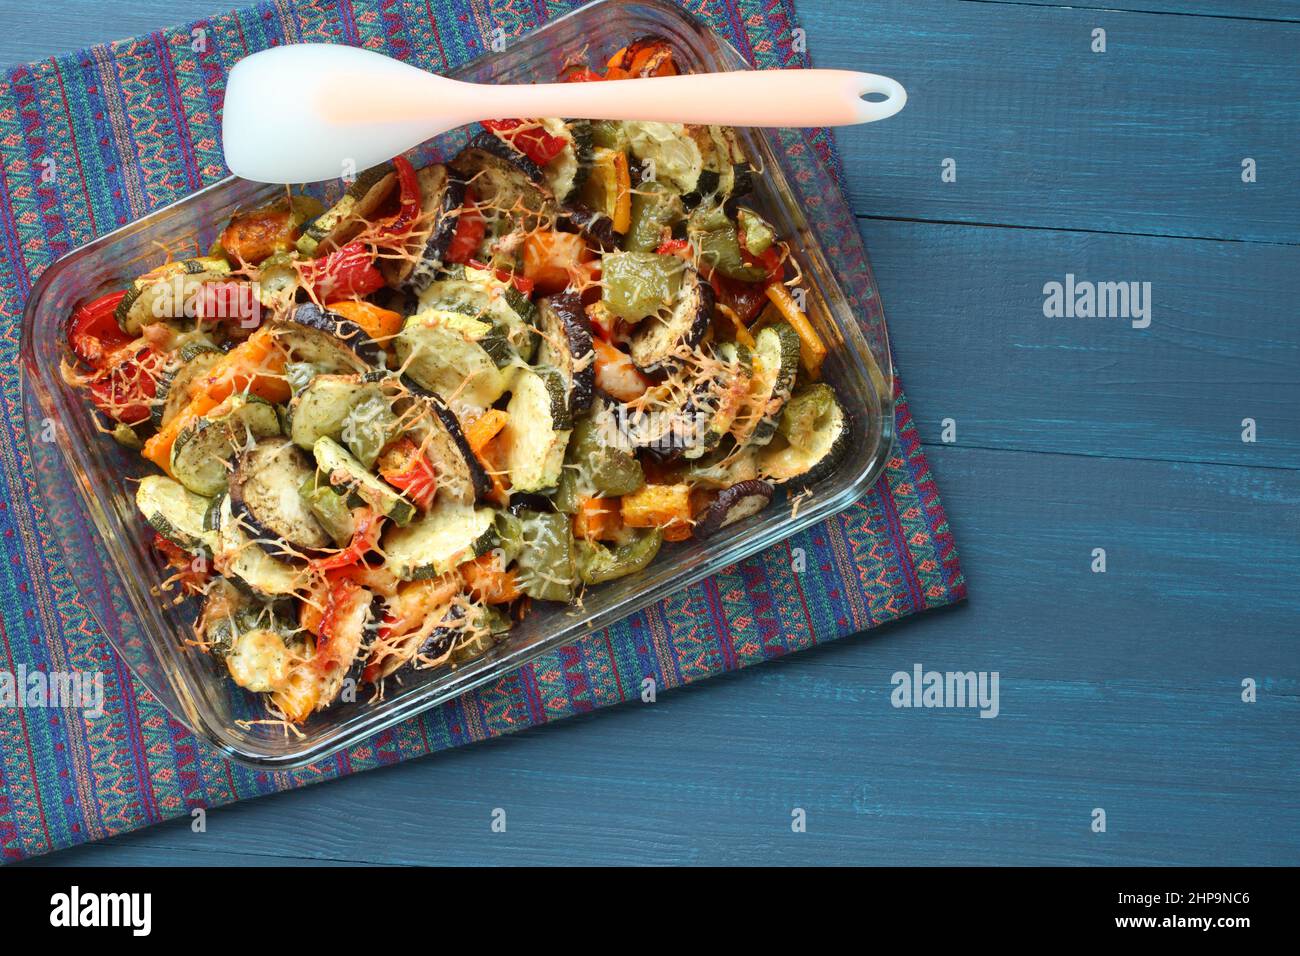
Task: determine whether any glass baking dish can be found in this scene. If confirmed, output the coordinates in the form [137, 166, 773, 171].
[19, 0, 894, 768]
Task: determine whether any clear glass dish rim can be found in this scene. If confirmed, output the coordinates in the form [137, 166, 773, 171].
[18, 0, 895, 769]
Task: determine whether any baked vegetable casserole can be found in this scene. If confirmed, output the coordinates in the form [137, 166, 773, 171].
[62, 37, 850, 724]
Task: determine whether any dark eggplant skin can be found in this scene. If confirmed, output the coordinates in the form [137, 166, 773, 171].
[694, 479, 774, 538]
[565, 202, 622, 251]
[417, 604, 466, 660]
[401, 175, 468, 294]
[285, 302, 383, 368]
[538, 292, 595, 416]
[229, 439, 331, 560]
[397, 375, 494, 503]
[628, 266, 714, 375]
[455, 130, 545, 183]
[507, 493, 555, 516]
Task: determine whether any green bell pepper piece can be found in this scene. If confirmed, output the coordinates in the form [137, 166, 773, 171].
[576, 529, 664, 585]
[516, 511, 576, 602]
[601, 251, 684, 320]
[626, 181, 684, 252]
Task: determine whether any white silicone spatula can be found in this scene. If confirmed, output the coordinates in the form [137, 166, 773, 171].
[222, 44, 906, 183]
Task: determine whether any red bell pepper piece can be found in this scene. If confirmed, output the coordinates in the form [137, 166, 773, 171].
[301, 241, 386, 300]
[196, 281, 262, 327]
[377, 156, 421, 241]
[311, 507, 384, 572]
[481, 119, 568, 166]
[90, 346, 161, 425]
[655, 238, 693, 262]
[377, 437, 437, 511]
[562, 68, 604, 83]
[445, 194, 486, 265]
[69, 289, 131, 368]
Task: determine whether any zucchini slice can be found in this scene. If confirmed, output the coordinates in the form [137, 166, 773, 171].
[170, 394, 282, 496]
[382, 500, 498, 580]
[312, 436, 416, 526]
[499, 365, 573, 493]
[449, 131, 554, 227]
[393, 309, 510, 414]
[734, 321, 801, 447]
[623, 121, 704, 196]
[277, 303, 383, 371]
[758, 383, 850, 485]
[539, 117, 582, 203]
[288, 374, 384, 452]
[214, 494, 304, 597]
[135, 475, 215, 554]
[416, 266, 537, 363]
[536, 292, 594, 416]
[225, 627, 296, 693]
[152, 343, 222, 429]
[627, 264, 713, 375]
[117, 271, 230, 335]
[230, 438, 332, 556]
[694, 479, 773, 537]
[396, 379, 493, 506]
[296, 163, 396, 258]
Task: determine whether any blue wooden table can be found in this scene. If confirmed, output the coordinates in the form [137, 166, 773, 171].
[6, 0, 1298, 866]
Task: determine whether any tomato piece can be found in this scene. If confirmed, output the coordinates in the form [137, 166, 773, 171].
[68, 290, 131, 368]
[562, 68, 604, 83]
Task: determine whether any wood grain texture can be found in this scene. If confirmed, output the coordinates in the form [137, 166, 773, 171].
[25, 446, 1300, 866]
[3, 0, 1297, 867]
[864, 219, 1300, 469]
[806, 1, 1300, 242]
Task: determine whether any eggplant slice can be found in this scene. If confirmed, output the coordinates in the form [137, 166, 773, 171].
[231, 438, 332, 557]
[565, 202, 622, 251]
[450, 131, 554, 227]
[536, 292, 595, 416]
[384, 164, 469, 293]
[396, 376, 494, 505]
[694, 479, 773, 538]
[627, 265, 713, 375]
[279, 302, 383, 371]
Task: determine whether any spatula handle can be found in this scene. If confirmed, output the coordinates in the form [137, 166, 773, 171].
[470, 69, 907, 128]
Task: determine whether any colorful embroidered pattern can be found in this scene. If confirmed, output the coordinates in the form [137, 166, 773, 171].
[0, 0, 965, 860]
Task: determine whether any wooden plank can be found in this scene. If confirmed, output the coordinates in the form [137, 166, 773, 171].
[806, 1, 1300, 242]
[0, 0, 219, 66]
[970, 0, 1300, 20]
[863, 218, 1300, 468]
[33, 445, 1299, 865]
